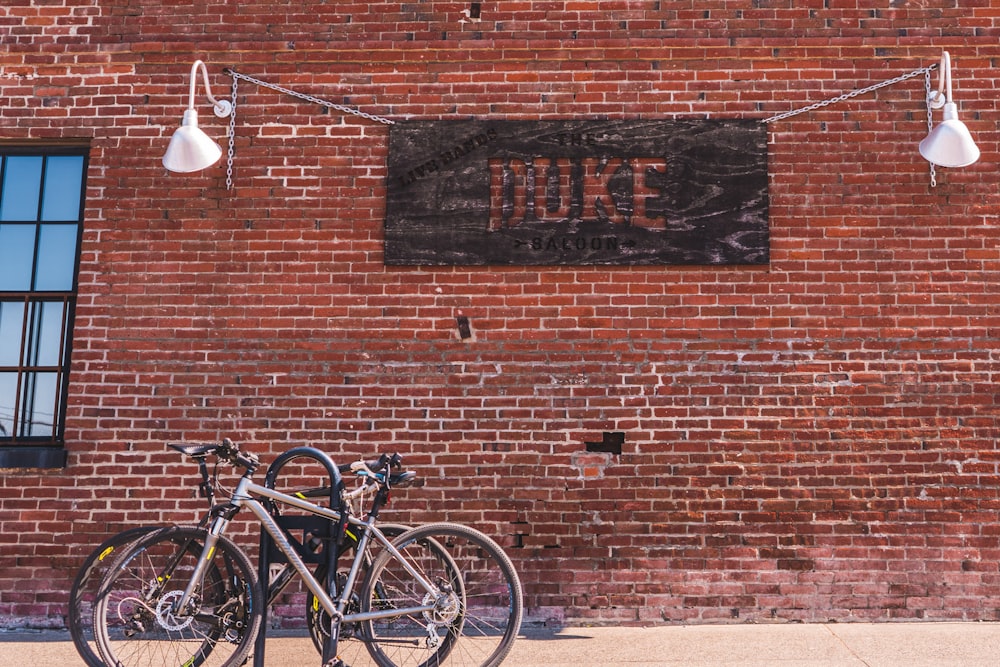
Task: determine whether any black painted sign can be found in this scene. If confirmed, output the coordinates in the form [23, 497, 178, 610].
[384, 119, 768, 265]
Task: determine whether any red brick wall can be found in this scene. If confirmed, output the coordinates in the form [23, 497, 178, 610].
[2, 0, 1000, 627]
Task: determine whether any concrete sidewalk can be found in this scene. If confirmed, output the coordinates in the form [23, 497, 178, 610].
[3, 622, 1000, 666]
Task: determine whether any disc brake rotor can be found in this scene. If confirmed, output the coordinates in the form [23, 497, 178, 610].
[155, 590, 196, 631]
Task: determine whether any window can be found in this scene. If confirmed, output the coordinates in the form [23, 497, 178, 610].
[0, 147, 88, 467]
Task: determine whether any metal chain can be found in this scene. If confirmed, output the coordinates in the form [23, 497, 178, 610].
[763, 63, 939, 187]
[220, 68, 392, 189]
[925, 68, 937, 188]
[226, 76, 238, 191]
[762, 63, 937, 124]
[223, 68, 396, 125]
[220, 65, 939, 187]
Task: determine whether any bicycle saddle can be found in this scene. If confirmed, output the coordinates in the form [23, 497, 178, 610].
[168, 443, 218, 458]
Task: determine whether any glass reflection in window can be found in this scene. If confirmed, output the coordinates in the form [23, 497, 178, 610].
[0, 148, 87, 447]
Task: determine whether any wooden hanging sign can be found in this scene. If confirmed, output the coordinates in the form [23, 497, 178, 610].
[384, 119, 768, 265]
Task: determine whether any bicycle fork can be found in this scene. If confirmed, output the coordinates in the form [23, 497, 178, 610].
[174, 503, 236, 618]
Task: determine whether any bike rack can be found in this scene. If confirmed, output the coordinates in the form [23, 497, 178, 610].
[255, 446, 346, 667]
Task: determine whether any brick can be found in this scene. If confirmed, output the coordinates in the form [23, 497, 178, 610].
[3, 0, 1000, 629]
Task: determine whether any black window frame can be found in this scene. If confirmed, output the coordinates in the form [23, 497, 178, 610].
[0, 145, 88, 468]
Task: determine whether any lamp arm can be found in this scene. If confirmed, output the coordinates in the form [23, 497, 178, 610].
[929, 51, 952, 108]
[188, 59, 233, 117]
[943, 51, 953, 103]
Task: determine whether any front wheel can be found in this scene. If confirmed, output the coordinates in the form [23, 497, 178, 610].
[360, 522, 523, 667]
[93, 526, 263, 667]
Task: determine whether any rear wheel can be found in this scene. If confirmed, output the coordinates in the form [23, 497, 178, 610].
[360, 523, 523, 667]
[93, 526, 263, 667]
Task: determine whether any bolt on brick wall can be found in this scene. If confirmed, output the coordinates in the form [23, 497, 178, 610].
[1, 0, 1000, 628]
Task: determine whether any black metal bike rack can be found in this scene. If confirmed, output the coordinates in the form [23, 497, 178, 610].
[254, 446, 346, 667]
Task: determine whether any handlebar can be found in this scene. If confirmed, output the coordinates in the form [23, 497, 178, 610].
[168, 440, 410, 489]
[217, 438, 260, 470]
[349, 452, 403, 476]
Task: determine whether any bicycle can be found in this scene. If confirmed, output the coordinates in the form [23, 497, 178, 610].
[69, 442, 413, 667]
[91, 439, 523, 667]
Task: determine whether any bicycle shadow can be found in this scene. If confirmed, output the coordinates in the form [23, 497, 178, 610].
[519, 626, 594, 641]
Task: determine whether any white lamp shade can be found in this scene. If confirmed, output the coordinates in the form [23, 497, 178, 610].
[162, 109, 224, 173]
[919, 102, 981, 168]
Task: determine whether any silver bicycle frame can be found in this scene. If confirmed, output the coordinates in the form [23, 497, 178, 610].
[177, 475, 441, 624]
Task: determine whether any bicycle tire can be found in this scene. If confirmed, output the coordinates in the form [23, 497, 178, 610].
[93, 526, 263, 667]
[360, 522, 523, 667]
[68, 526, 161, 667]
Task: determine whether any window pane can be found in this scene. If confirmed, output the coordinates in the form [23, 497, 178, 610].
[0, 157, 43, 221]
[31, 301, 65, 367]
[21, 371, 57, 437]
[34, 225, 77, 291]
[41, 156, 85, 221]
[0, 372, 15, 437]
[0, 301, 26, 366]
[0, 148, 85, 449]
[0, 224, 36, 291]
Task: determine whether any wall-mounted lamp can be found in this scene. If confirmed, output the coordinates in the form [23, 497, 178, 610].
[919, 51, 980, 169]
[162, 60, 234, 173]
